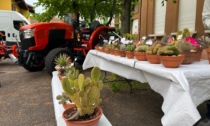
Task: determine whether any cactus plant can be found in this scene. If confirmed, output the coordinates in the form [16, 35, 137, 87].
[175, 40, 192, 53]
[62, 67, 103, 120]
[135, 44, 150, 52]
[176, 28, 191, 40]
[54, 54, 72, 76]
[125, 44, 136, 52]
[146, 43, 162, 55]
[56, 92, 72, 104]
[158, 43, 180, 56]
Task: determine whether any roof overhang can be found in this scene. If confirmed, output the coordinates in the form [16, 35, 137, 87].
[15, 0, 35, 13]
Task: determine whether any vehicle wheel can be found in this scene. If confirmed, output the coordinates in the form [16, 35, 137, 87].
[23, 59, 45, 72]
[45, 48, 74, 76]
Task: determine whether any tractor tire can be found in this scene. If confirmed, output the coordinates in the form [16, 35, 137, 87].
[45, 48, 74, 76]
[23, 60, 45, 72]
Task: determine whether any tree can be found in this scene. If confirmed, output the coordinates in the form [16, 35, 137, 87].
[33, 0, 121, 22]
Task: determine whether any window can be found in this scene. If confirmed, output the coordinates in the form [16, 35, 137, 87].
[13, 21, 27, 30]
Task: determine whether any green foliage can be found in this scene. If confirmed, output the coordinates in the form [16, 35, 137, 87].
[56, 92, 71, 104]
[176, 28, 191, 40]
[146, 43, 162, 55]
[125, 44, 136, 51]
[158, 43, 180, 56]
[135, 44, 150, 52]
[55, 54, 71, 67]
[62, 67, 103, 116]
[119, 44, 126, 51]
[33, 0, 122, 22]
[175, 40, 192, 52]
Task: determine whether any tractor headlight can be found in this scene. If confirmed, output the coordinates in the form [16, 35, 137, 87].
[23, 29, 34, 39]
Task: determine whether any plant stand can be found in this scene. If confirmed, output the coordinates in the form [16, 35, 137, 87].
[102, 71, 133, 94]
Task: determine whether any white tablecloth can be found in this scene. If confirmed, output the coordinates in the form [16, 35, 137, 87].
[82, 50, 210, 126]
[51, 71, 112, 126]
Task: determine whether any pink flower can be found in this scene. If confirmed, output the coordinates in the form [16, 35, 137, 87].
[185, 37, 200, 46]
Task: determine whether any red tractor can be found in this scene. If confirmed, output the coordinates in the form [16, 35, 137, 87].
[18, 0, 119, 75]
[0, 32, 18, 63]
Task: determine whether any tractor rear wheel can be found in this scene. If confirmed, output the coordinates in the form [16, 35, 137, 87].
[45, 48, 74, 76]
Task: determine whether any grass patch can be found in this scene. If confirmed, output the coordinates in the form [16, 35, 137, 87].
[103, 73, 150, 92]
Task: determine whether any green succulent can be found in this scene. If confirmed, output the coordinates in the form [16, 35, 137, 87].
[119, 44, 126, 51]
[175, 40, 192, 52]
[158, 43, 180, 56]
[125, 44, 136, 51]
[55, 54, 71, 67]
[146, 43, 162, 55]
[135, 44, 150, 52]
[62, 67, 103, 119]
[56, 92, 71, 104]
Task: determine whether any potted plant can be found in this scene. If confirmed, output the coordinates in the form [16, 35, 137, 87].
[195, 34, 210, 63]
[134, 44, 150, 61]
[146, 43, 162, 64]
[119, 44, 126, 57]
[61, 67, 103, 126]
[158, 43, 185, 68]
[125, 44, 136, 59]
[103, 43, 111, 54]
[175, 40, 196, 64]
[54, 54, 72, 79]
[56, 92, 74, 110]
[112, 42, 121, 56]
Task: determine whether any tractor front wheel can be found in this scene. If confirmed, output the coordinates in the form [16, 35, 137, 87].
[23, 59, 45, 72]
[45, 48, 74, 76]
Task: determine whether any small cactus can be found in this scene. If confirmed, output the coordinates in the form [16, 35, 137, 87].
[146, 43, 162, 55]
[125, 44, 136, 51]
[119, 44, 126, 51]
[135, 44, 150, 52]
[158, 43, 180, 56]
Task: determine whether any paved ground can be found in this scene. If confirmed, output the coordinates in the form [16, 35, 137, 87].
[0, 59, 209, 126]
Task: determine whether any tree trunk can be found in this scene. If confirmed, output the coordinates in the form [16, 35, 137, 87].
[121, 0, 131, 35]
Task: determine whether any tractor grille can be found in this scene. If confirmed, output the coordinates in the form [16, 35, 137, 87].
[19, 30, 36, 50]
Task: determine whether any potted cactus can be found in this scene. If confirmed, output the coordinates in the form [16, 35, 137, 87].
[56, 92, 74, 110]
[134, 44, 150, 61]
[119, 44, 126, 57]
[146, 43, 162, 64]
[175, 40, 196, 64]
[158, 43, 185, 68]
[125, 44, 136, 59]
[103, 43, 111, 54]
[61, 67, 103, 126]
[54, 54, 72, 79]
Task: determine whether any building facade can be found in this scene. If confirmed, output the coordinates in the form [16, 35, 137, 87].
[132, 0, 205, 39]
[0, 0, 34, 20]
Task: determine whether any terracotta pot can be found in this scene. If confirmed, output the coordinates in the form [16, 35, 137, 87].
[119, 50, 126, 57]
[104, 49, 110, 54]
[95, 46, 99, 51]
[62, 106, 103, 126]
[126, 51, 134, 59]
[134, 51, 147, 61]
[206, 48, 210, 64]
[195, 48, 203, 61]
[159, 55, 185, 68]
[146, 54, 160, 64]
[109, 49, 114, 55]
[113, 50, 121, 56]
[181, 52, 196, 64]
[62, 103, 75, 110]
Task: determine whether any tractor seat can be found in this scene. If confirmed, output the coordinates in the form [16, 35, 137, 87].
[80, 21, 101, 35]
